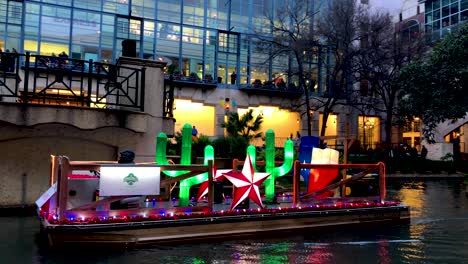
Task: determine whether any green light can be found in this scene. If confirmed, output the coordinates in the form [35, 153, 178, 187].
[263, 129, 294, 202]
[156, 123, 211, 206]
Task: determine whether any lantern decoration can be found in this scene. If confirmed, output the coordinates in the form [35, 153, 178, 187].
[223, 154, 270, 209]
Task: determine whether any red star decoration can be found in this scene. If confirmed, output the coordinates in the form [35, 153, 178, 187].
[222, 154, 270, 209]
[195, 164, 231, 201]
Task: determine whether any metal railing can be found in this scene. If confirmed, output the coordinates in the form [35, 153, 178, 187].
[0, 52, 145, 111]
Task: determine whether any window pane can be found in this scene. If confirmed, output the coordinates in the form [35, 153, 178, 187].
[40, 7, 71, 55]
[132, 0, 156, 19]
[156, 22, 180, 60]
[450, 3, 459, 14]
[183, 0, 204, 26]
[157, 0, 181, 23]
[74, 0, 102, 11]
[71, 11, 101, 60]
[103, 0, 129, 15]
[442, 6, 450, 17]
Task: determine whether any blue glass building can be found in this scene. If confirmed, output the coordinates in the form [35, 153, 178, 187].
[0, 0, 330, 86]
[420, 0, 468, 41]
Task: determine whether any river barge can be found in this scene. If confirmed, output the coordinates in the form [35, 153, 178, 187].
[36, 155, 410, 248]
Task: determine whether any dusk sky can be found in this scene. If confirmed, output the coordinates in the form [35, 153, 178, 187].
[369, 0, 406, 16]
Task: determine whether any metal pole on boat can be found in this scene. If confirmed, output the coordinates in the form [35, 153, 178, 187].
[293, 160, 301, 207]
[379, 162, 386, 203]
[57, 156, 71, 222]
[207, 160, 214, 213]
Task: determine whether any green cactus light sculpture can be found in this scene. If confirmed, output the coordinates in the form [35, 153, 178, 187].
[247, 129, 294, 203]
[155, 123, 214, 206]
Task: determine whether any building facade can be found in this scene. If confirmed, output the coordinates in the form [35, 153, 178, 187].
[1, 0, 375, 142]
[0, 0, 331, 86]
[421, 0, 468, 41]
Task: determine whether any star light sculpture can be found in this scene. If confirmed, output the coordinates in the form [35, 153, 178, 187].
[223, 154, 271, 210]
[195, 164, 231, 201]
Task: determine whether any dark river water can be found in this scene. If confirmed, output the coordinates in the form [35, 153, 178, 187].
[1, 179, 468, 264]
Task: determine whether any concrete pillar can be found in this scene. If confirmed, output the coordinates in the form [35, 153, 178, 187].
[117, 57, 175, 162]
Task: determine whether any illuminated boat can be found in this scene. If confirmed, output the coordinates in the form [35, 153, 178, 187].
[36, 155, 410, 248]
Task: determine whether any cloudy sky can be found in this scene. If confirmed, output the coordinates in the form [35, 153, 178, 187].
[369, 0, 406, 16]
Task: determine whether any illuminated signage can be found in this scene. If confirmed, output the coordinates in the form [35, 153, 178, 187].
[99, 166, 160, 196]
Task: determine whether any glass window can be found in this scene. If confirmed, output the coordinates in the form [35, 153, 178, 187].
[103, 0, 129, 15]
[142, 20, 155, 59]
[7, 1, 22, 25]
[442, 6, 450, 17]
[206, 1, 219, 29]
[219, 32, 238, 53]
[433, 20, 440, 29]
[25, 3, 39, 43]
[450, 3, 459, 14]
[71, 11, 100, 60]
[358, 116, 380, 150]
[462, 10, 468, 21]
[183, 0, 204, 26]
[451, 14, 459, 24]
[101, 14, 114, 62]
[442, 16, 450, 27]
[250, 48, 269, 85]
[181, 26, 204, 78]
[0, 2, 6, 23]
[204, 30, 216, 79]
[43, 0, 72, 6]
[425, 1, 433, 12]
[442, 0, 450, 6]
[433, 0, 440, 9]
[74, 0, 101, 12]
[213, 0, 228, 30]
[434, 8, 441, 19]
[40, 7, 71, 55]
[426, 13, 433, 23]
[132, 0, 156, 19]
[157, 0, 181, 24]
[462, 0, 468, 10]
[6, 24, 21, 50]
[156, 22, 180, 64]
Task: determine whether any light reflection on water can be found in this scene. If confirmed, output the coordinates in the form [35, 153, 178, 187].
[1, 179, 468, 264]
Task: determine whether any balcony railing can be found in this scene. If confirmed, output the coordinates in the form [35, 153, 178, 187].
[238, 82, 304, 98]
[0, 52, 145, 111]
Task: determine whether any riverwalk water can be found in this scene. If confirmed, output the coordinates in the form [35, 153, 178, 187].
[1, 178, 467, 264]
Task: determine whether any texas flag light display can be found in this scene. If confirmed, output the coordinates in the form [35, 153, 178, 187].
[222, 154, 271, 209]
[195, 164, 231, 201]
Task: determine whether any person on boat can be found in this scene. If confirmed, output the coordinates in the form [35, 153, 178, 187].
[118, 150, 135, 164]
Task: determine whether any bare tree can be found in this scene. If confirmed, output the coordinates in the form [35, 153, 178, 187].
[354, 11, 426, 146]
[252, 0, 320, 136]
[314, 0, 365, 141]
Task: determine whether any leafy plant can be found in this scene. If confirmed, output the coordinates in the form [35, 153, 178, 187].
[192, 134, 212, 157]
[221, 109, 263, 140]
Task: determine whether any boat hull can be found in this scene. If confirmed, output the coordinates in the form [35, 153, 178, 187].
[42, 205, 410, 248]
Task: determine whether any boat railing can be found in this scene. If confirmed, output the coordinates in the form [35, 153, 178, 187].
[292, 161, 386, 207]
[46, 155, 213, 222]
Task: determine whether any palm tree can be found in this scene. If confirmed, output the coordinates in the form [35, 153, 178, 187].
[221, 109, 263, 140]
